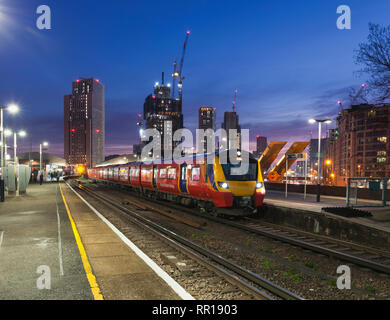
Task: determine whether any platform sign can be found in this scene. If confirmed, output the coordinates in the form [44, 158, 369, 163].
[267, 171, 281, 182]
[287, 153, 306, 160]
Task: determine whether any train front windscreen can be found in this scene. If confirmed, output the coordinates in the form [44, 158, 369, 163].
[221, 159, 258, 181]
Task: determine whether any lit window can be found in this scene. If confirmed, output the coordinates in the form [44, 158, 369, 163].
[192, 167, 200, 181]
[159, 168, 167, 179]
[167, 168, 177, 180]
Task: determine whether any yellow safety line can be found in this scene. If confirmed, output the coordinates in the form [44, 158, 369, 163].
[59, 183, 104, 300]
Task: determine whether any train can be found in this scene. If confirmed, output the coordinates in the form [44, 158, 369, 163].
[87, 150, 266, 216]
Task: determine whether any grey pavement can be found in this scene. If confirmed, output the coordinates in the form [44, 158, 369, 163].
[0, 183, 93, 300]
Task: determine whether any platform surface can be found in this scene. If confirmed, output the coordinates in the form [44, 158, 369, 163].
[265, 190, 390, 233]
[0, 182, 187, 300]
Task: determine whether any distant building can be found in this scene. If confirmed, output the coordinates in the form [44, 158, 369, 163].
[221, 111, 241, 150]
[143, 76, 183, 155]
[326, 103, 390, 186]
[198, 107, 216, 153]
[256, 136, 267, 156]
[309, 138, 328, 175]
[17, 152, 66, 169]
[96, 154, 139, 167]
[295, 160, 307, 177]
[64, 78, 105, 168]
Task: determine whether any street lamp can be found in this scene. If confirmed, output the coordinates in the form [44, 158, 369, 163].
[40, 142, 49, 171]
[5, 129, 27, 196]
[4, 129, 12, 164]
[309, 118, 332, 202]
[0, 104, 19, 168]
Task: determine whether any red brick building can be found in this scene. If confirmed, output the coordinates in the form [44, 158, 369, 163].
[327, 103, 390, 186]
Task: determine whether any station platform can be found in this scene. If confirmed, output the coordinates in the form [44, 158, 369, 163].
[265, 190, 390, 234]
[0, 182, 191, 300]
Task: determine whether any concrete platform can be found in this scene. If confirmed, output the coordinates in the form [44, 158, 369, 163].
[0, 183, 92, 300]
[0, 182, 191, 300]
[265, 190, 390, 233]
[262, 190, 390, 247]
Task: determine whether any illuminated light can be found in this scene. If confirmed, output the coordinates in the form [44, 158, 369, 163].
[256, 135, 260, 139]
[325, 120, 332, 124]
[76, 80, 80, 83]
[186, 30, 191, 35]
[19, 130, 26, 137]
[256, 182, 263, 189]
[95, 129, 100, 133]
[4, 129, 12, 137]
[152, 96, 156, 100]
[308, 119, 316, 124]
[76, 165, 85, 174]
[361, 83, 366, 88]
[71, 128, 76, 132]
[137, 113, 142, 118]
[218, 182, 229, 190]
[43, 142, 49, 147]
[155, 82, 159, 87]
[337, 100, 342, 105]
[7, 104, 19, 114]
[96, 79, 100, 82]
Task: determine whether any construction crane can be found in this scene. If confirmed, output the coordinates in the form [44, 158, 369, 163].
[337, 83, 367, 114]
[172, 30, 190, 100]
[350, 83, 367, 105]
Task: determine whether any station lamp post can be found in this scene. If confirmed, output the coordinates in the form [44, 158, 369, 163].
[0, 105, 19, 202]
[40, 142, 49, 171]
[6, 129, 27, 196]
[0, 104, 19, 167]
[309, 118, 332, 202]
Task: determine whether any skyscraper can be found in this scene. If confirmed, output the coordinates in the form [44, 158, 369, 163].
[221, 111, 241, 150]
[143, 76, 183, 154]
[198, 107, 216, 153]
[64, 78, 105, 168]
[256, 136, 267, 156]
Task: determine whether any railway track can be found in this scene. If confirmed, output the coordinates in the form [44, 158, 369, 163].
[80, 179, 390, 277]
[66, 180, 303, 300]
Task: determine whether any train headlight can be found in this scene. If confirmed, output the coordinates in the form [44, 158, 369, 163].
[218, 182, 229, 190]
[256, 182, 263, 189]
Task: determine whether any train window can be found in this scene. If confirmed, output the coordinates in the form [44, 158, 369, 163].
[221, 159, 258, 181]
[168, 168, 177, 180]
[192, 167, 200, 181]
[159, 168, 167, 179]
[131, 168, 139, 177]
[141, 168, 152, 181]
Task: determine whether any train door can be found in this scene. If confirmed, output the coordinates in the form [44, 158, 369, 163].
[153, 166, 158, 189]
[179, 164, 188, 194]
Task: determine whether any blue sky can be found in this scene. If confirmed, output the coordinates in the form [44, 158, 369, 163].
[0, 0, 389, 156]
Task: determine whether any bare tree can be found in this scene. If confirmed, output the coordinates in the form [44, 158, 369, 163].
[355, 23, 390, 102]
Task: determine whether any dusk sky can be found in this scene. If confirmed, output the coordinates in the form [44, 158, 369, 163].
[1, 0, 389, 157]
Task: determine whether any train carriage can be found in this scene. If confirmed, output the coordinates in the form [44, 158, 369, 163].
[87, 150, 265, 217]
